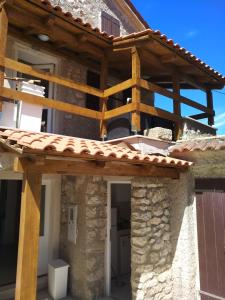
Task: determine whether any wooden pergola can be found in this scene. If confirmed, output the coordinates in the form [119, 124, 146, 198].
[0, 0, 224, 142]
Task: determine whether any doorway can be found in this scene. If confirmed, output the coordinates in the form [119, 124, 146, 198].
[0, 180, 49, 287]
[106, 182, 132, 300]
[14, 43, 57, 133]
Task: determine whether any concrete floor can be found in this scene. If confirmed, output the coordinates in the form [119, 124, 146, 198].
[111, 275, 131, 300]
[37, 290, 76, 300]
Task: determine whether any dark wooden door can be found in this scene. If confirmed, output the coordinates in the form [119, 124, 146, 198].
[197, 192, 225, 300]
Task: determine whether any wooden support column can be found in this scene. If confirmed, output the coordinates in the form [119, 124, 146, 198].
[173, 75, 182, 140]
[206, 88, 214, 126]
[100, 55, 108, 139]
[0, 4, 8, 111]
[15, 171, 42, 300]
[131, 47, 141, 133]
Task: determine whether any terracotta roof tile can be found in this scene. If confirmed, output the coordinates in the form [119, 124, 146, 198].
[169, 137, 225, 154]
[31, 0, 224, 82]
[0, 128, 192, 168]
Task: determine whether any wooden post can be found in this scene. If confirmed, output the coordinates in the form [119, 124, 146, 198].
[15, 171, 42, 300]
[100, 56, 108, 139]
[131, 47, 141, 133]
[206, 88, 214, 126]
[0, 4, 8, 111]
[173, 75, 182, 140]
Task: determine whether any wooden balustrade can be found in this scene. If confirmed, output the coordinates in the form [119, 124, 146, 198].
[0, 55, 214, 139]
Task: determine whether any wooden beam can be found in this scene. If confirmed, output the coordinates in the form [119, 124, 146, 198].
[14, 158, 180, 179]
[139, 103, 182, 123]
[100, 56, 108, 139]
[206, 88, 214, 126]
[181, 74, 206, 91]
[173, 75, 181, 116]
[0, 57, 103, 97]
[131, 47, 141, 133]
[173, 75, 182, 140]
[15, 171, 42, 300]
[0, 6, 8, 111]
[104, 102, 136, 120]
[189, 112, 214, 120]
[2, 87, 102, 120]
[103, 78, 134, 98]
[139, 79, 211, 113]
[8, 26, 101, 74]
[6, 5, 105, 59]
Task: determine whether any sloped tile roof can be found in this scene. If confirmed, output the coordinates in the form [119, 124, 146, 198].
[169, 137, 225, 154]
[114, 29, 225, 81]
[31, 1, 224, 82]
[0, 128, 192, 168]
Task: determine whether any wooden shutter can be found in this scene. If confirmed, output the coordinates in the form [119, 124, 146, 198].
[101, 11, 120, 37]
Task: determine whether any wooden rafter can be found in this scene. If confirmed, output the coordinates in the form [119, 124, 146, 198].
[6, 4, 106, 59]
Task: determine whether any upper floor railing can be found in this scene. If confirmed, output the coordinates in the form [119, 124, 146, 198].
[0, 47, 215, 140]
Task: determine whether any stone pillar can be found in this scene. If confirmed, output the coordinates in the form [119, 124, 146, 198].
[60, 175, 107, 300]
[131, 178, 172, 300]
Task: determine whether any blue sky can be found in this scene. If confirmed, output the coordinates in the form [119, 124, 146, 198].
[132, 0, 225, 134]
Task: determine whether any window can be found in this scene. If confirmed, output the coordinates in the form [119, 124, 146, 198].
[101, 11, 120, 37]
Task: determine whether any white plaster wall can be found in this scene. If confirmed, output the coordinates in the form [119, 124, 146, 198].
[168, 172, 198, 300]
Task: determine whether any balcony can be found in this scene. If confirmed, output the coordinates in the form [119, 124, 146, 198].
[0, 0, 224, 141]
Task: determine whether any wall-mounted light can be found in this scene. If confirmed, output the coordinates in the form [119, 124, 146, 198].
[37, 33, 50, 42]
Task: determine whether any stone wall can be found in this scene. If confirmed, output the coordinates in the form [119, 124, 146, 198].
[54, 57, 100, 140]
[60, 175, 107, 300]
[131, 173, 197, 300]
[49, 0, 140, 35]
[131, 177, 173, 300]
[60, 173, 197, 300]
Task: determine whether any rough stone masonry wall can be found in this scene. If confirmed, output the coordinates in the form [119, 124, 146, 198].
[60, 175, 107, 300]
[131, 173, 197, 300]
[131, 177, 173, 300]
[54, 57, 100, 140]
[49, 0, 138, 35]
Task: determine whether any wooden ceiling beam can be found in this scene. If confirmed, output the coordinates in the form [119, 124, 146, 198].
[11, 0, 110, 46]
[6, 6, 104, 59]
[8, 26, 100, 71]
[14, 157, 180, 179]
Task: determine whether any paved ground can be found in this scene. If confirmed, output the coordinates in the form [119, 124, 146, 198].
[37, 290, 76, 300]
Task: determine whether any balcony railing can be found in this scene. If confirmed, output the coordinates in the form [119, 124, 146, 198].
[0, 47, 214, 140]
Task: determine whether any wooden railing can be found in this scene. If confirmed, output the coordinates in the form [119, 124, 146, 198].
[0, 54, 214, 140]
